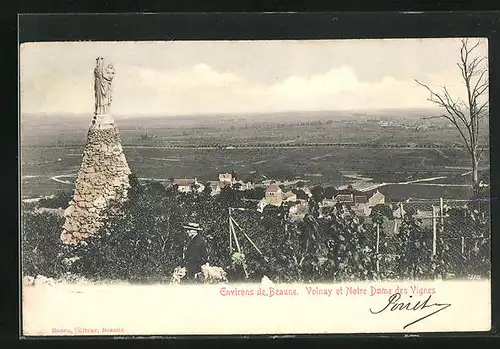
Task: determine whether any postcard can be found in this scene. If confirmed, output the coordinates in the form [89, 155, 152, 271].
[20, 38, 491, 336]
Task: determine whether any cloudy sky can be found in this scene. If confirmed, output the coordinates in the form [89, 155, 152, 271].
[20, 38, 488, 116]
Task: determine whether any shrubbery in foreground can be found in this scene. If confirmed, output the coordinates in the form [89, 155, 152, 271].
[21, 179, 491, 283]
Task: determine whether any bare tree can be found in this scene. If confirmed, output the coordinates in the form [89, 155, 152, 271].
[415, 38, 489, 192]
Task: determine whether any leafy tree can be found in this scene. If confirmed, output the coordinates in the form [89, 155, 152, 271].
[323, 186, 337, 200]
[144, 181, 167, 197]
[202, 182, 213, 196]
[292, 189, 309, 200]
[310, 186, 324, 203]
[370, 204, 393, 222]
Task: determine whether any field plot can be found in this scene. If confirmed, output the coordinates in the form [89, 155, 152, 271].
[21, 144, 487, 200]
[20, 110, 489, 200]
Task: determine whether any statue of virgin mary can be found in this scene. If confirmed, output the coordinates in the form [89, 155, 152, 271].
[94, 57, 115, 115]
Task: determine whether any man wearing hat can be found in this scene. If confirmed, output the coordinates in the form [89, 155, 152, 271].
[182, 223, 208, 281]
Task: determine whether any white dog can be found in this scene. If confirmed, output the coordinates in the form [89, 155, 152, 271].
[198, 263, 228, 283]
[171, 264, 228, 284]
[171, 266, 187, 284]
[261, 275, 274, 287]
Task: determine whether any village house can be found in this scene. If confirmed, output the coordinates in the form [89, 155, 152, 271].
[352, 195, 370, 216]
[320, 186, 386, 217]
[208, 180, 225, 196]
[283, 191, 298, 203]
[171, 178, 204, 193]
[321, 198, 336, 207]
[264, 182, 298, 206]
[218, 173, 236, 185]
[235, 180, 254, 191]
[368, 190, 385, 207]
[265, 182, 283, 206]
[208, 173, 254, 195]
[288, 199, 309, 222]
[258, 181, 300, 210]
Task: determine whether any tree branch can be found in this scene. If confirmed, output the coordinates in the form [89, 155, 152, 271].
[456, 62, 467, 81]
[415, 39, 487, 187]
[476, 100, 489, 118]
[466, 40, 481, 55]
[477, 136, 490, 163]
[442, 85, 469, 126]
[415, 79, 472, 153]
[472, 75, 489, 100]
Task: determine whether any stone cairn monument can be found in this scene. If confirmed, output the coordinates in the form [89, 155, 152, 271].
[61, 57, 132, 245]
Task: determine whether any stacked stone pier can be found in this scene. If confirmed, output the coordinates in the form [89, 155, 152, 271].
[61, 57, 131, 245]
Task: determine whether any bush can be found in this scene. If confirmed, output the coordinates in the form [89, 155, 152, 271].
[395, 214, 433, 280]
[20, 177, 492, 283]
[21, 210, 67, 278]
[320, 204, 377, 281]
[67, 181, 233, 282]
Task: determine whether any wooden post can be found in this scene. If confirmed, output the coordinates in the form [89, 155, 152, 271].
[400, 202, 404, 220]
[230, 218, 248, 279]
[376, 222, 380, 275]
[432, 206, 437, 256]
[461, 236, 465, 255]
[231, 219, 241, 254]
[228, 208, 233, 253]
[440, 198, 444, 233]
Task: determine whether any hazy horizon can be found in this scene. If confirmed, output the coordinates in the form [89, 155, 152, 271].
[20, 106, 442, 118]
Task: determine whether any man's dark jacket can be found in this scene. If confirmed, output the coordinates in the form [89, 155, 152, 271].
[184, 234, 208, 278]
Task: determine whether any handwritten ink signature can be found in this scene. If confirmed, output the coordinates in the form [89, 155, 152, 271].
[369, 293, 451, 329]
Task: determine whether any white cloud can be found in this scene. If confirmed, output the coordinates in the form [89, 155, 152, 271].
[121, 63, 243, 90]
[19, 38, 489, 116]
[125, 64, 435, 114]
[269, 66, 362, 98]
[21, 61, 485, 116]
[261, 67, 438, 111]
